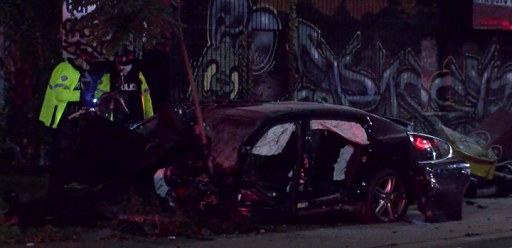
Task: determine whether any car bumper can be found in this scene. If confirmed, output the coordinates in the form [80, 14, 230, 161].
[416, 158, 471, 222]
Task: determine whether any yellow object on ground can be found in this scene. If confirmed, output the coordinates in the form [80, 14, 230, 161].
[440, 126, 497, 180]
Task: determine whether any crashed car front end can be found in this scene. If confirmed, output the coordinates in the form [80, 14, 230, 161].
[408, 133, 471, 222]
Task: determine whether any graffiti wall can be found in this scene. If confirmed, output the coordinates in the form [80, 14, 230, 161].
[61, 0, 104, 60]
[176, 0, 512, 136]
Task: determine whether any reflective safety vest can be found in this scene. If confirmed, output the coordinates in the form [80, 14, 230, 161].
[39, 61, 111, 129]
[139, 72, 154, 119]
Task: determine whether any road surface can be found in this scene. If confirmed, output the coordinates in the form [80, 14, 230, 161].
[8, 198, 512, 248]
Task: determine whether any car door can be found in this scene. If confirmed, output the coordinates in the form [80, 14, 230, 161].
[239, 120, 304, 212]
[305, 117, 371, 201]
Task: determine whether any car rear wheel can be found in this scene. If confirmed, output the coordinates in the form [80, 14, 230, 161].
[360, 169, 409, 223]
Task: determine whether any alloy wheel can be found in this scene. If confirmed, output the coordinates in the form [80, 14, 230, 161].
[373, 176, 408, 222]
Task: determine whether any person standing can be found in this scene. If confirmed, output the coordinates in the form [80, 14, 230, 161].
[39, 50, 111, 128]
[39, 49, 110, 193]
[110, 49, 154, 127]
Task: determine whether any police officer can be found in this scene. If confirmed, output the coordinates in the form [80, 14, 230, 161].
[109, 48, 154, 127]
[39, 50, 110, 129]
[39, 49, 110, 193]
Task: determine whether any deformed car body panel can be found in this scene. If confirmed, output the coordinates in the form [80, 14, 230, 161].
[202, 108, 263, 167]
[415, 159, 471, 222]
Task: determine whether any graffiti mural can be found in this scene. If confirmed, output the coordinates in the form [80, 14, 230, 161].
[193, 0, 282, 101]
[61, 0, 106, 59]
[420, 38, 438, 90]
[294, 31, 429, 119]
[430, 40, 512, 133]
[293, 19, 347, 105]
[188, 0, 512, 136]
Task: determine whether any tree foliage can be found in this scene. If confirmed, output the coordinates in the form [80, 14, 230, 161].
[0, 0, 62, 70]
[0, 0, 62, 166]
[67, 0, 183, 56]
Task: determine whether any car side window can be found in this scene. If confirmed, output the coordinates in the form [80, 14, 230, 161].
[309, 120, 369, 183]
[310, 129, 353, 181]
[248, 122, 300, 188]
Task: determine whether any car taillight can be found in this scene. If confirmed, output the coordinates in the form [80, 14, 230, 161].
[414, 137, 432, 150]
[409, 133, 452, 162]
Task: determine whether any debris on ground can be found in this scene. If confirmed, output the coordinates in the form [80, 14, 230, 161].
[465, 200, 488, 209]
[464, 232, 480, 237]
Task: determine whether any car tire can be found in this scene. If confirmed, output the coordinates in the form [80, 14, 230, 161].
[359, 169, 409, 223]
[496, 164, 512, 197]
[464, 183, 478, 198]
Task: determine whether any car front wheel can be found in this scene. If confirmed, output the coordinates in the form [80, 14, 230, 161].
[360, 169, 409, 223]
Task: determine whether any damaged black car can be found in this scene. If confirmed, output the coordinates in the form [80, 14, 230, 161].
[156, 101, 472, 223]
[1, 99, 472, 227]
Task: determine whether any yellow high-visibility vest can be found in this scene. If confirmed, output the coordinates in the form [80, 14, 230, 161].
[139, 72, 154, 119]
[39, 61, 110, 128]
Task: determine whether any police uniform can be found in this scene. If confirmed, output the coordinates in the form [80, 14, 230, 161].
[39, 60, 110, 193]
[39, 61, 110, 129]
[110, 68, 154, 127]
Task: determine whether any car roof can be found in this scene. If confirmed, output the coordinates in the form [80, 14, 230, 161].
[202, 101, 369, 120]
[202, 101, 409, 133]
[236, 101, 366, 114]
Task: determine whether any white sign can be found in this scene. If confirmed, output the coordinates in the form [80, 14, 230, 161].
[474, 0, 512, 7]
[62, 0, 97, 20]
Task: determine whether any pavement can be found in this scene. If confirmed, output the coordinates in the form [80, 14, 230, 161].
[5, 198, 512, 248]
[406, 233, 512, 248]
